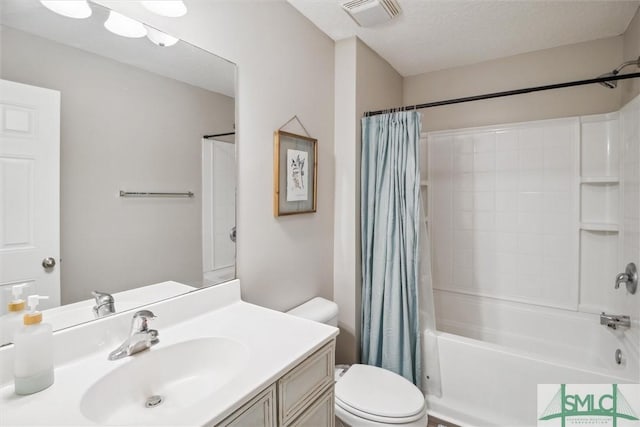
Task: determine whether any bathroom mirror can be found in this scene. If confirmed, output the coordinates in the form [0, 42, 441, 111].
[0, 0, 236, 343]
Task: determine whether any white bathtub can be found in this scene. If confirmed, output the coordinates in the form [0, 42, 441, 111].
[423, 290, 639, 426]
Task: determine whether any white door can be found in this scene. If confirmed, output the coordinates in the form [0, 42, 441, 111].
[202, 138, 236, 284]
[0, 79, 60, 311]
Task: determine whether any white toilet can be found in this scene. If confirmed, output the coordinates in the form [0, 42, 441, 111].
[287, 297, 428, 427]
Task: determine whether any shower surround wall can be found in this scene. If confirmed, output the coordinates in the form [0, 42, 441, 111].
[429, 105, 640, 320]
[621, 95, 640, 316]
[429, 119, 579, 309]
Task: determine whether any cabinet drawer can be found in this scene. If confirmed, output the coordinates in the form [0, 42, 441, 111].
[287, 386, 334, 427]
[278, 341, 335, 425]
[217, 384, 276, 427]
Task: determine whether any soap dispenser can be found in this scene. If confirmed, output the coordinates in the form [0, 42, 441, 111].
[13, 295, 54, 395]
[0, 283, 28, 344]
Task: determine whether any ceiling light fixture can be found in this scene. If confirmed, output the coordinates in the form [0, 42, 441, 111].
[104, 11, 147, 38]
[145, 26, 179, 47]
[141, 1, 187, 18]
[40, 0, 92, 19]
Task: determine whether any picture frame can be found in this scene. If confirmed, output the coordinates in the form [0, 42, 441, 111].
[273, 130, 317, 216]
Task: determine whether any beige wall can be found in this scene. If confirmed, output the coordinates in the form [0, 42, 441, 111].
[356, 38, 404, 119]
[96, 1, 336, 311]
[404, 36, 624, 132]
[0, 27, 234, 304]
[334, 38, 359, 364]
[622, 7, 640, 105]
[333, 37, 403, 364]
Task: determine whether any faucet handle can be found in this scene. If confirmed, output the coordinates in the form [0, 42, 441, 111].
[92, 290, 114, 304]
[130, 310, 157, 334]
[615, 263, 638, 294]
[91, 291, 116, 318]
[133, 310, 156, 320]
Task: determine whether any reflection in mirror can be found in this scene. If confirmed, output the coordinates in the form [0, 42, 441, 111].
[0, 0, 236, 344]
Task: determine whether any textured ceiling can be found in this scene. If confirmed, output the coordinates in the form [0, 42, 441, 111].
[288, 0, 640, 76]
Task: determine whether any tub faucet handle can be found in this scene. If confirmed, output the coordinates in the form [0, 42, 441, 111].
[614, 263, 638, 294]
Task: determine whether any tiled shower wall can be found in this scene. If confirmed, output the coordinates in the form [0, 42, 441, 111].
[429, 98, 640, 316]
[429, 119, 580, 310]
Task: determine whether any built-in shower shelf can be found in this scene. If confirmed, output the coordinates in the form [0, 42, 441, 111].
[420, 180, 429, 186]
[580, 223, 619, 232]
[580, 177, 620, 184]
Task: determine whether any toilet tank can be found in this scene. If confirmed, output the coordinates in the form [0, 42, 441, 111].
[287, 297, 339, 327]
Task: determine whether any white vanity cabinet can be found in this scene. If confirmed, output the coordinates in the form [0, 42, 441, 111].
[218, 340, 335, 427]
[286, 387, 334, 427]
[218, 385, 278, 427]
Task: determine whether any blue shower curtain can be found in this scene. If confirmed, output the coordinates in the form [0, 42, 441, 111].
[361, 110, 422, 385]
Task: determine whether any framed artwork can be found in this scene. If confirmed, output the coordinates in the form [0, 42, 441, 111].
[273, 130, 317, 216]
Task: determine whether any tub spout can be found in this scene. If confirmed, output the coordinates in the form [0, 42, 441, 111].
[600, 312, 631, 330]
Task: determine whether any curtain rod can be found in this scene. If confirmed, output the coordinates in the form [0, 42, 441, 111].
[364, 72, 640, 117]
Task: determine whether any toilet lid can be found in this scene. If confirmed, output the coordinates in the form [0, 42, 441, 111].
[335, 364, 425, 421]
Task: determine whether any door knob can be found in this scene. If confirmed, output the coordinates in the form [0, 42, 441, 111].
[42, 257, 56, 269]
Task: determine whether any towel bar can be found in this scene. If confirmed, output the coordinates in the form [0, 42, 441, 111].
[119, 191, 194, 198]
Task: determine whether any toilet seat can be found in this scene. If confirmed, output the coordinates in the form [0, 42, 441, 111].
[335, 364, 426, 424]
[336, 397, 426, 424]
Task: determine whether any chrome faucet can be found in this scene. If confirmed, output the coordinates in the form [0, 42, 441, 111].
[108, 310, 159, 360]
[600, 312, 631, 330]
[92, 291, 115, 318]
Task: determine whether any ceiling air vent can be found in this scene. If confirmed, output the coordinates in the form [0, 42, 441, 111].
[340, 0, 401, 27]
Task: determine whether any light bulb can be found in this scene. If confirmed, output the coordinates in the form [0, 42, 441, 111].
[145, 26, 179, 47]
[40, 0, 92, 19]
[104, 11, 147, 38]
[141, 1, 187, 18]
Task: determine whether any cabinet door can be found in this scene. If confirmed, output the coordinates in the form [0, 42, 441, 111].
[218, 384, 276, 427]
[278, 341, 335, 425]
[287, 387, 334, 427]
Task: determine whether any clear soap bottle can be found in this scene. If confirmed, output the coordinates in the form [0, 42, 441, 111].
[13, 295, 54, 395]
[0, 283, 28, 344]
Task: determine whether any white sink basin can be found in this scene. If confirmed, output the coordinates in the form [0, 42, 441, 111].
[80, 337, 248, 425]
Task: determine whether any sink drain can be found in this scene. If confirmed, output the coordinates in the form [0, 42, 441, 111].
[145, 395, 164, 408]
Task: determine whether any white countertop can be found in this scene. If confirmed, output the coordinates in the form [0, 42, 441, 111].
[0, 280, 338, 426]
